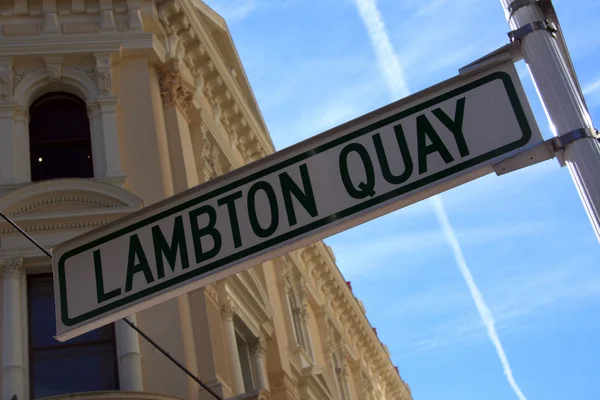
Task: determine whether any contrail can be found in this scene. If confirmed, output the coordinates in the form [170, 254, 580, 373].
[431, 198, 527, 400]
[354, 0, 410, 99]
[353, 1, 528, 399]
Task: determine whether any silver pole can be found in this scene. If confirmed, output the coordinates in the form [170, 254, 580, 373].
[500, 0, 600, 241]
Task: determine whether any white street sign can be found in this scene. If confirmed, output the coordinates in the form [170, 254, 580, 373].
[52, 60, 542, 341]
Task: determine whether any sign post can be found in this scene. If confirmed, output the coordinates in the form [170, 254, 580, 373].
[52, 60, 541, 341]
[500, 0, 600, 240]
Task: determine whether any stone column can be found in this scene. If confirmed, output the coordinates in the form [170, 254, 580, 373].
[94, 52, 124, 179]
[250, 337, 269, 392]
[220, 303, 245, 395]
[0, 57, 19, 185]
[116, 315, 144, 391]
[158, 59, 199, 193]
[1, 257, 24, 400]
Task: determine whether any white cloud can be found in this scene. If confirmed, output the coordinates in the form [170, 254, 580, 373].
[583, 77, 600, 96]
[202, 0, 257, 22]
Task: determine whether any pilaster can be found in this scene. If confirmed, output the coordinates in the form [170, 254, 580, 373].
[268, 371, 299, 400]
[159, 60, 195, 114]
[116, 315, 144, 391]
[94, 52, 124, 178]
[250, 337, 269, 392]
[0, 57, 21, 185]
[220, 299, 245, 396]
[158, 60, 199, 193]
[1, 257, 24, 400]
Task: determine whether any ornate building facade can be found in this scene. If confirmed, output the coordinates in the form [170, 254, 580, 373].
[0, 1, 412, 400]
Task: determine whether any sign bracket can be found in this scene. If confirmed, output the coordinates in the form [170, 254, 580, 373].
[459, 43, 522, 76]
[508, 20, 557, 42]
[507, 0, 539, 18]
[493, 128, 600, 175]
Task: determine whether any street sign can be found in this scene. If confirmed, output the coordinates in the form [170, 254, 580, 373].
[53, 60, 542, 341]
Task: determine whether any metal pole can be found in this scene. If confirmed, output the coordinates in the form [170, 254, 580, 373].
[0, 211, 52, 258]
[0, 211, 223, 400]
[122, 318, 223, 400]
[499, 0, 600, 241]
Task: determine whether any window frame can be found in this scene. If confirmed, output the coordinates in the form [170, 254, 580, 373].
[234, 328, 256, 394]
[0, 63, 124, 185]
[26, 273, 120, 398]
[284, 275, 315, 360]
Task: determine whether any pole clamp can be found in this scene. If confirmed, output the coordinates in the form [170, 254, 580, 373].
[493, 128, 599, 176]
[507, 0, 538, 19]
[551, 128, 600, 152]
[508, 19, 557, 42]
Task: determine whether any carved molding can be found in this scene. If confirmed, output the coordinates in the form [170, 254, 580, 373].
[220, 299, 237, 321]
[156, 0, 274, 165]
[158, 60, 194, 113]
[249, 337, 267, 357]
[6, 194, 122, 217]
[0, 58, 13, 102]
[198, 123, 228, 181]
[0, 257, 23, 279]
[298, 244, 410, 399]
[205, 283, 219, 305]
[94, 53, 113, 96]
[44, 56, 63, 82]
[74, 66, 97, 84]
[13, 67, 36, 89]
[11, 63, 108, 101]
[0, 219, 115, 235]
[268, 371, 299, 399]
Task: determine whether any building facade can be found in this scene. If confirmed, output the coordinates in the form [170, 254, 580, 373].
[0, 1, 412, 400]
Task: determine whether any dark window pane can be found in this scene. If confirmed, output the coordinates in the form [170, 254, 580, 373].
[28, 276, 114, 348]
[29, 92, 94, 182]
[28, 274, 119, 398]
[31, 344, 118, 399]
[28, 277, 56, 348]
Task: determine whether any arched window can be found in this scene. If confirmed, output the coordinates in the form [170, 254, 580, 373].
[29, 92, 94, 182]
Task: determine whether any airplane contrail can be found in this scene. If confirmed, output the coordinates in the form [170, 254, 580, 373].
[353, 1, 528, 398]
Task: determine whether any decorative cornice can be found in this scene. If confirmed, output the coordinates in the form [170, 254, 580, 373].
[156, 0, 273, 165]
[158, 59, 194, 113]
[6, 194, 122, 217]
[299, 243, 411, 399]
[0, 219, 115, 235]
[0, 257, 23, 279]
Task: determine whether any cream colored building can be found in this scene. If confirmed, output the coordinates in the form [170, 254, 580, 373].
[0, 1, 412, 400]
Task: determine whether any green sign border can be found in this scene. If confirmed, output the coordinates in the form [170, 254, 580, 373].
[58, 71, 532, 327]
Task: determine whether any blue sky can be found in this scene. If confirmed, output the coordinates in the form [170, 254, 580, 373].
[203, 1, 600, 399]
